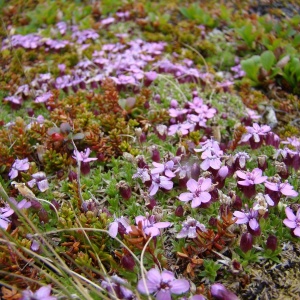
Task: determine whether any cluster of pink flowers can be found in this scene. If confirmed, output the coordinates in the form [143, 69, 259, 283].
[168, 96, 217, 137]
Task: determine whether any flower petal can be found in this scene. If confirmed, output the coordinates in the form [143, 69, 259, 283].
[154, 222, 171, 229]
[285, 207, 296, 221]
[161, 270, 175, 282]
[186, 179, 198, 192]
[249, 218, 259, 231]
[145, 227, 160, 237]
[236, 171, 247, 179]
[293, 227, 300, 237]
[191, 197, 201, 208]
[0, 219, 9, 230]
[283, 219, 296, 229]
[35, 285, 51, 298]
[108, 222, 119, 238]
[179, 192, 193, 202]
[200, 178, 212, 191]
[147, 268, 161, 285]
[156, 290, 172, 300]
[170, 279, 190, 294]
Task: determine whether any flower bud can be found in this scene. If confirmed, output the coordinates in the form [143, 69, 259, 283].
[191, 163, 200, 180]
[266, 234, 277, 251]
[176, 145, 186, 156]
[211, 283, 238, 300]
[30, 199, 42, 210]
[68, 170, 77, 181]
[97, 152, 105, 162]
[175, 205, 184, 217]
[156, 125, 167, 141]
[153, 94, 161, 103]
[50, 200, 60, 211]
[257, 155, 268, 171]
[121, 254, 135, 271]
[150, 147, 160, 162]
[240, 232, 253, 253]
[139, 132, 147, 143]
[209, 217, 218, 227]
[38, 208, 49, 224]
[117, 181, 132, 200]
[146, 198, 156, 210]
[80, 162, 91, 175]
[136, 155, 148, 169]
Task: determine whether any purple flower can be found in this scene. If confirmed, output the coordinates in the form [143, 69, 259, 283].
[108, 216, 131, 238]
[149, 174, 173, 196]
[233, 151, 250, 169]
[9, 158, 30, 180]
[34, 91, 53, 103]
[245, 108, 261, 121]
[101, 17, 115, 26]
[200, 154, 222, 170]
[252, 193, 274, 216]
[0, 205, 14, 230]
[168, 122, 194, 136]
[211, 283, 238, 300]
[56, 21, 67, 35]
[135, 215, 171, 236]
[72, 148, 97, 163]
[101, 275, 133, 300]
[240, 123, 271, 148]
[137, 268, 190, 299]
[264, 181, 298, 197]
[176, 217, 206, 238]
[179, 178, 212, 208]
[21, 285, 56, 300]
[4, 96, 23, 107]
[8, 197, 31, 210]
[151, 161, 176, 178]
[132, 168, 151, 183]
[283, 207, 300, 237]
[27, 172, 49, 192]
[236, 168, 267, 186]
[233, 209, 259, 231]
[195, 138, 223, 170]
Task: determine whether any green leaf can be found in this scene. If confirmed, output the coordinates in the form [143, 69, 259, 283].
[241, 56, 261, 83]
[261, 51, 276, 71]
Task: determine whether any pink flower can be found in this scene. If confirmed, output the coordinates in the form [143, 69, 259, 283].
[200, 154, 222, 170]
[168, 122, 194, 136]
[108, 216, 131, 238]
[151, 161, 176, 178]
[0, 205, 14, 230]
[176, 217, 207, 238]
[137, 268, 190, 299]
[72, 148, 97, 163]
[236, 168, 267, 186]
[179, 178, 212, 208]
[149, 174, 173, 196]
[211, 283, 238, 300]
[9, 158, 30, 180]
[135, 215, 170, 236]
[101, 275, 133, 300]
[27, 172, 49, 192]
[35, 91, 53, 103]
[283, 207, 300, 237]
[265, 181, 298, 197]
[241, 123, 271, 143]
[233, 209, 259, 231]
[233, 151, 250, 169]
[132, 168, 151, 183]
[21, 285, 56, 300]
